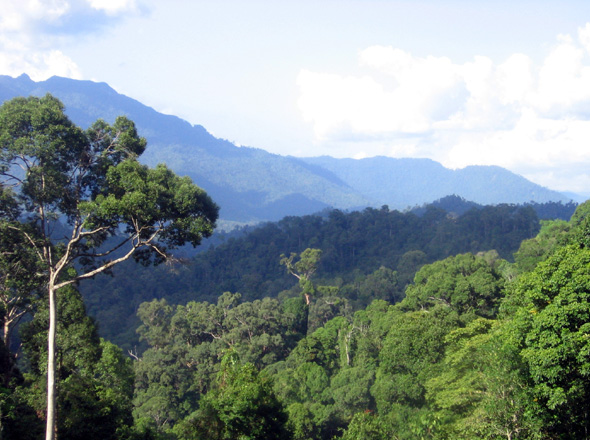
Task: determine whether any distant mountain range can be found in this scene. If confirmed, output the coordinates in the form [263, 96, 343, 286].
[0, 74, 572, 222]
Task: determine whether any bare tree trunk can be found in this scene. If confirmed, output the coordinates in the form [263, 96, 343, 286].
[2, 320, 9, 353]
[45, 284, 56, 440]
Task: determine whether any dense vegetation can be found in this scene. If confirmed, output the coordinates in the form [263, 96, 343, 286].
[0, 95, 218, 440]
[3, 196, 589, 439]
[2, 94, 589, 439]
[79, 197, 578, 350]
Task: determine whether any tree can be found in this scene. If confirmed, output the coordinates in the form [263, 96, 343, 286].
[177, 350, 291, 440]
[513, 219, 572, 274]
[17, 286, 136, 440]
[133, 293, 298, 435]
[0, 95, 219, 440]
[280, 248, 322, 305]
[424, 318, 543, 439]
[340, 411, 390, 440]
[512, 244, 590, 437]
[0, 219, 44, 354]
[372, 306, 459, 412]
[401, 253, 506, 320]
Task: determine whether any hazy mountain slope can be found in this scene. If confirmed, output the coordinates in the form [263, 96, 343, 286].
[302, 156, 570, 209]
[0, 74, 370, 222]
[0, 74, 570, 221]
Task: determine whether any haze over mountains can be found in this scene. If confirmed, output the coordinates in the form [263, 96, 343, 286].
[0, 74, 572, 223]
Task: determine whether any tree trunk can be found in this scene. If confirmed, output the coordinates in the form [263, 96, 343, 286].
[2, 320, 9, 353]
[45, 284, 57, 440]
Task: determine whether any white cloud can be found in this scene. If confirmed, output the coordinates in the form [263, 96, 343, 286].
[298, 49, 467, 140]
[297, 23, 590, 193]
[0, 0, 73, 32]
[495, 53, 534, 106]
[88, 0, 137, 15]
[0, 0, 140, 81]
[0, 48, 82, 80]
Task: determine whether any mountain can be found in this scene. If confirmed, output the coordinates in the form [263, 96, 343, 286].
[301, 156, 570, 208]
[0, 74, 571, 222]
[0, 74, 370, 222]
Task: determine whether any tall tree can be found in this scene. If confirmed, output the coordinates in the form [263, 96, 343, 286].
[18, 286, 136, 440]
[281, 248, 322, 305]
[401, 253, 506, 320]
[0, 95, 218, 440]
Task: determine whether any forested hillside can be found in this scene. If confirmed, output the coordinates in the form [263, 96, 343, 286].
[80, 198, 576, 350]
[1, 92, 587, 440]
[7, 197, 590, 439]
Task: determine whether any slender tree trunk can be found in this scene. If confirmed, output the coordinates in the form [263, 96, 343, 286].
[2, 320, 9, 353]
[45, 284, 57, 440]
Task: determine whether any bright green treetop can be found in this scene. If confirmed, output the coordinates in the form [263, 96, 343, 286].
[0, 94, 219, 440]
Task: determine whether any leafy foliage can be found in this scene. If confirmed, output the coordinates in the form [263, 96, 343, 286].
[1, 93, 587, 439]
[15, 287, 136, 440]
[176, 351, 290, 440]
[83, 202, 544, 348]
[0, 94, 218, 439]
[512, 244, 590, 437]
[401, 252, 506, 319]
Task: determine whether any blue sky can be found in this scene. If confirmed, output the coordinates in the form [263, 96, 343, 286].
[3, 1, 590, 195]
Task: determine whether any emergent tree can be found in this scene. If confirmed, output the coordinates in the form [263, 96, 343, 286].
[0, 94, 219, 440]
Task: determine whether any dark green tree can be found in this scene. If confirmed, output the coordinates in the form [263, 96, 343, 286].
[177, 350, 291, 440]
[0, 94, 218, 440]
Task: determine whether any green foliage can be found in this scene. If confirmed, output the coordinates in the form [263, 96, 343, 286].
[0, 94, 579, 439]
[402, 253, 506, 319]
[285, 402, 322, 440]
[342, 266, 403, 309]
[0, 94, 219, 439]
[280, 248, 323, 285]
[330, 367, 375, 419]
[512, 244, 590, 437]
[373, 306, 460, 412]
[424, 318, 543, 439]
[514, 219, 572, 273]
[122, 202, 590, 439]
[14, 287, 136, 439]
[82, 202, 543, 347]
[177, 351, 290, 440]
[340, 411, 390, 440]
[0, 219, 45, 353]
[137, 299, 174, 349]
[133, 293, 300, 435]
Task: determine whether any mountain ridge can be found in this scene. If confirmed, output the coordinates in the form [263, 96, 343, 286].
[0, 74, 571, 222]
[301, 155, 570, 208]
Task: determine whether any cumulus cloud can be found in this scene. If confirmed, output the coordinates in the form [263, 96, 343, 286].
[297, 24, 590, 193]
[0, 47, 82, 80]
[0, 0, 141, 80]
[88, 0, 137, 14]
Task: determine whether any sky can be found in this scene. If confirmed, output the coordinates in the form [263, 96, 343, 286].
[3, 1, 590, 196]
